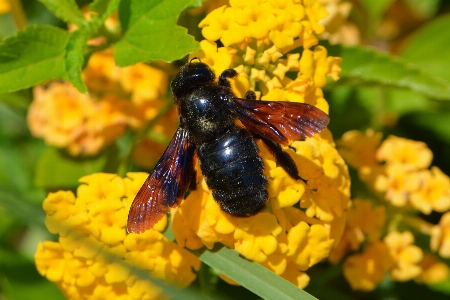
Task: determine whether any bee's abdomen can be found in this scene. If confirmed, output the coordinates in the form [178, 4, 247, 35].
[197, 128, 268, 217]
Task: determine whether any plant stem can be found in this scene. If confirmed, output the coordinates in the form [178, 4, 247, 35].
[10, 0, 27, 30]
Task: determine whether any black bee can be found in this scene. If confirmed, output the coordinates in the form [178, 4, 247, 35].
[127, 61, 329, 233]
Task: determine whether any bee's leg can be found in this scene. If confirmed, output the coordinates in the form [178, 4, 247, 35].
[258, 136, 307, 183]
[189, 169, 197, 191]
[244, 90, 257, 100]
[218, 69, 237, 87]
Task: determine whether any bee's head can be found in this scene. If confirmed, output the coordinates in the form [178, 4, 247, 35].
[171, 61, 215, 104]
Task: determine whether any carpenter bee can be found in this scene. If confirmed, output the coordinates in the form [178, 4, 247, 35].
[127, 60, 330, 233]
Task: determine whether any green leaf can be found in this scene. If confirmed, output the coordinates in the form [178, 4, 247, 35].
[35, 147, 110, 189]
[327, 45, 450, 100]
[0, 247, 65, 300]
[193, 245, 317, 300]
[399, 14, 450, 83]
[63, 30, 88, 93]
[90, 0, 121, 24]
[38, 0, 86, 27]
[0, 25, 69, 93]
[0, 190, 46, 228]
[114, 0, 200, 66]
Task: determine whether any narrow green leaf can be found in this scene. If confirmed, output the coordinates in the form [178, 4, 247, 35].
[327, 45, 450, 100]
[399, 14, 450, 83]
[64, 30, 88, 93]
[0, 25, 69, 93]
[194, 245, 317, 300]
[35, 147, 109, 189]
[89, 0, 121, 24]
[0, 190, 45, 228]
[38, 0, 86, 27]
[114, 0, 200, 66]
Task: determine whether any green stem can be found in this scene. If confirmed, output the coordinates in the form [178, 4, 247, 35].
[10, 0, 27, 30]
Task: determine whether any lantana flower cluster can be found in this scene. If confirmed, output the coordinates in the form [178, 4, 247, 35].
[35, 173, 200, 300]
[27, 49, 169, 156]
[168, 0, 350, 288]
[334, 130, 450, 291]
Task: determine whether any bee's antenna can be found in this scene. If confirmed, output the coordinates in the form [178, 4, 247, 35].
[190, 57, 201, 63]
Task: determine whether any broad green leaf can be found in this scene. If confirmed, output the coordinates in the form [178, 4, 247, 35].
[327, 45, 450, 100]
[90, 0, 121, 24]
[35, 147, 109, 189]
[359, 0, 394, 20]
[399, 14, 450, 83]
[63, 30, 88, 93]
[0, 25, 69, 93]
[114, 0, 200, 66]
[38, 0, 86, 27]
[193, 245, 317, 300]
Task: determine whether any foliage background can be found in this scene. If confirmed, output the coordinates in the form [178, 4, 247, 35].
[1, 0, 450, 299]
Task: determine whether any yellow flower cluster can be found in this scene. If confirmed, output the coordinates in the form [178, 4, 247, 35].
[193, 0, 341, 101]
[335, 130, 450, 291]
[27, 49, 169, 156]
[339, 130, 450, 214]
[34, 173, 200, 300]
[177, 0, 349, 288]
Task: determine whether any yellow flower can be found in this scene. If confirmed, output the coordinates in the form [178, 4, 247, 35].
[374, 164, 420, 207]
[35, 173, 200, 299]
[376, 135, 433, 171]
[338, 129, 382, 170]
[410, 167, 450, 214]
[430, 212, 450, 258]
[234, 213, 282, 263]
[343, 241, 393, 291]
[82, 49, 121, 93]
[120, 63, 168, 105]
[329, 199, 385, 263]
[384, 231, 423, 281]
[415, 253, 450, 285]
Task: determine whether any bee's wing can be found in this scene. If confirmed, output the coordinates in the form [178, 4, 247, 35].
[127, 127, 195, 234]
[228, 98, 330, 145]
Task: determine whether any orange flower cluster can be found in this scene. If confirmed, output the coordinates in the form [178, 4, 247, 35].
[27, 50, 169, 156]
